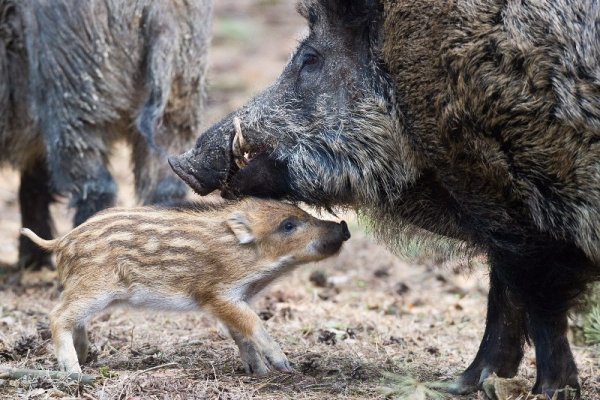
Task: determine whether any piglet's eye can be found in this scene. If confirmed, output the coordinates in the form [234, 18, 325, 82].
[280, 219, 297, 233]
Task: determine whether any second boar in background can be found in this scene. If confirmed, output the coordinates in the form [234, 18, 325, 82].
[0, 0, 212, 269]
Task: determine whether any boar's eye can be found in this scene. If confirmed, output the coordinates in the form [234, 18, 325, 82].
[279, 218, 298, 233]
[301, 52, 320, 73]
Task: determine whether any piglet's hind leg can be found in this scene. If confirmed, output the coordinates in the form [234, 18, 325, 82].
[50, 307, 82, 373]
[50, 289, 112, 372]
[73, 326, 89, 364]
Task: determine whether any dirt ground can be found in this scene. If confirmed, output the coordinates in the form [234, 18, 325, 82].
[1, 1, 599, 399]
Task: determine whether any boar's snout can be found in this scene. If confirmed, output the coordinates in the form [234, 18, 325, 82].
[168, 151, 220, 196]
[169, 117, 237, 195]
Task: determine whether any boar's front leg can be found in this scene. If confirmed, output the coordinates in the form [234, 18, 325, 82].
[528, 308, 580, 399]
[18, 158, 55, 270]
[222, 154, 293, 200]
[448, 267, 526, 395]
[210, 298, 292, 375]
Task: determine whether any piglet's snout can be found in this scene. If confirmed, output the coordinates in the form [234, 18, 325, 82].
[315, 221, 351, 256]
[340, 221, 351, 241]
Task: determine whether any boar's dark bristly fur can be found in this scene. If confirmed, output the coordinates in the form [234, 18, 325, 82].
[1, 0, 211, 269]
[172, 0, 600, 398]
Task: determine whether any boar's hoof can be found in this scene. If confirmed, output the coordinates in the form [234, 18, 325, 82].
[168, 154, 222, 196]
[446, 368, 491, 395]
[446, 379, 479, 396]
[534, 384, 580, 400]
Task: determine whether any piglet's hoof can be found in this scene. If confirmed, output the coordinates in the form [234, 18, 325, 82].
[262, 347, 293, 375]
[244, 358, 270, 377]
[244, 354, 293, 376]
[268, 357, 293, 374]
[238, 342, 293, 376]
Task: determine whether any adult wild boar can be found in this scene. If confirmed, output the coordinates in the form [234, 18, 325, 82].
[170, 0, 600, 397]
[0, 0, 211, 269]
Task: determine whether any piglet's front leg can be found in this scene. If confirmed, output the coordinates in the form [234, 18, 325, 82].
[210, 298, 292, 375]
[228, 328, 270, 376]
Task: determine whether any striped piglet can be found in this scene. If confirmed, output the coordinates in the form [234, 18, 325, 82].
[22, 198, 350, 375]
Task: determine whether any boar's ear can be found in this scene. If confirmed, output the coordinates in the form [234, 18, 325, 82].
[227, 212, 254, 244]
[322, 0, 381, 29]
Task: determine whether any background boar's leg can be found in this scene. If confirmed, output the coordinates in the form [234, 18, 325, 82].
[209, 299, 292, 374]
[130, 130, 188, 205]
[18, 158, 55, 270]
[45, 126, 117, 226]
[448, 268, 525, 394]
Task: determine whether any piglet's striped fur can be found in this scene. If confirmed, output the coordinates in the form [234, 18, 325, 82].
[22, 198, 351, 375]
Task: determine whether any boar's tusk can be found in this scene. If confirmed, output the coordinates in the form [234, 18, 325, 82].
[232, 117, 249, 169]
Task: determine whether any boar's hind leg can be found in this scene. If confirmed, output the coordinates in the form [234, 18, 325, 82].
[448, 268, 525, 395]
[130, 3, 199, 205]
[18, 158, 55, 270]
[209, 298, 292, 374]
[131, 131, 188, 205]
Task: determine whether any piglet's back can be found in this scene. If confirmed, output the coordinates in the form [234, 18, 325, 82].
[53, 201, 242, 286]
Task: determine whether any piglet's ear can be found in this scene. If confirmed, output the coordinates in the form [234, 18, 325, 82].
[227, 212, 254, 244]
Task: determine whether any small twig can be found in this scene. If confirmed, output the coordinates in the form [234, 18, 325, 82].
[137, 362, 178, 375]
[117, 362, 179, 399]
[0, 367, 97, 385]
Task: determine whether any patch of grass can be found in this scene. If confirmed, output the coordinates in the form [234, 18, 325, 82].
[379, 372, 448, 400]
[98, 365, 117, 378]
[572, 283, 600, 346]
[584, 306, 600, 345]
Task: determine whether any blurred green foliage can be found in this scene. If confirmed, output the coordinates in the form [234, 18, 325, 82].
[583, 284, 600, 345]
[214, 17, 257, 44]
